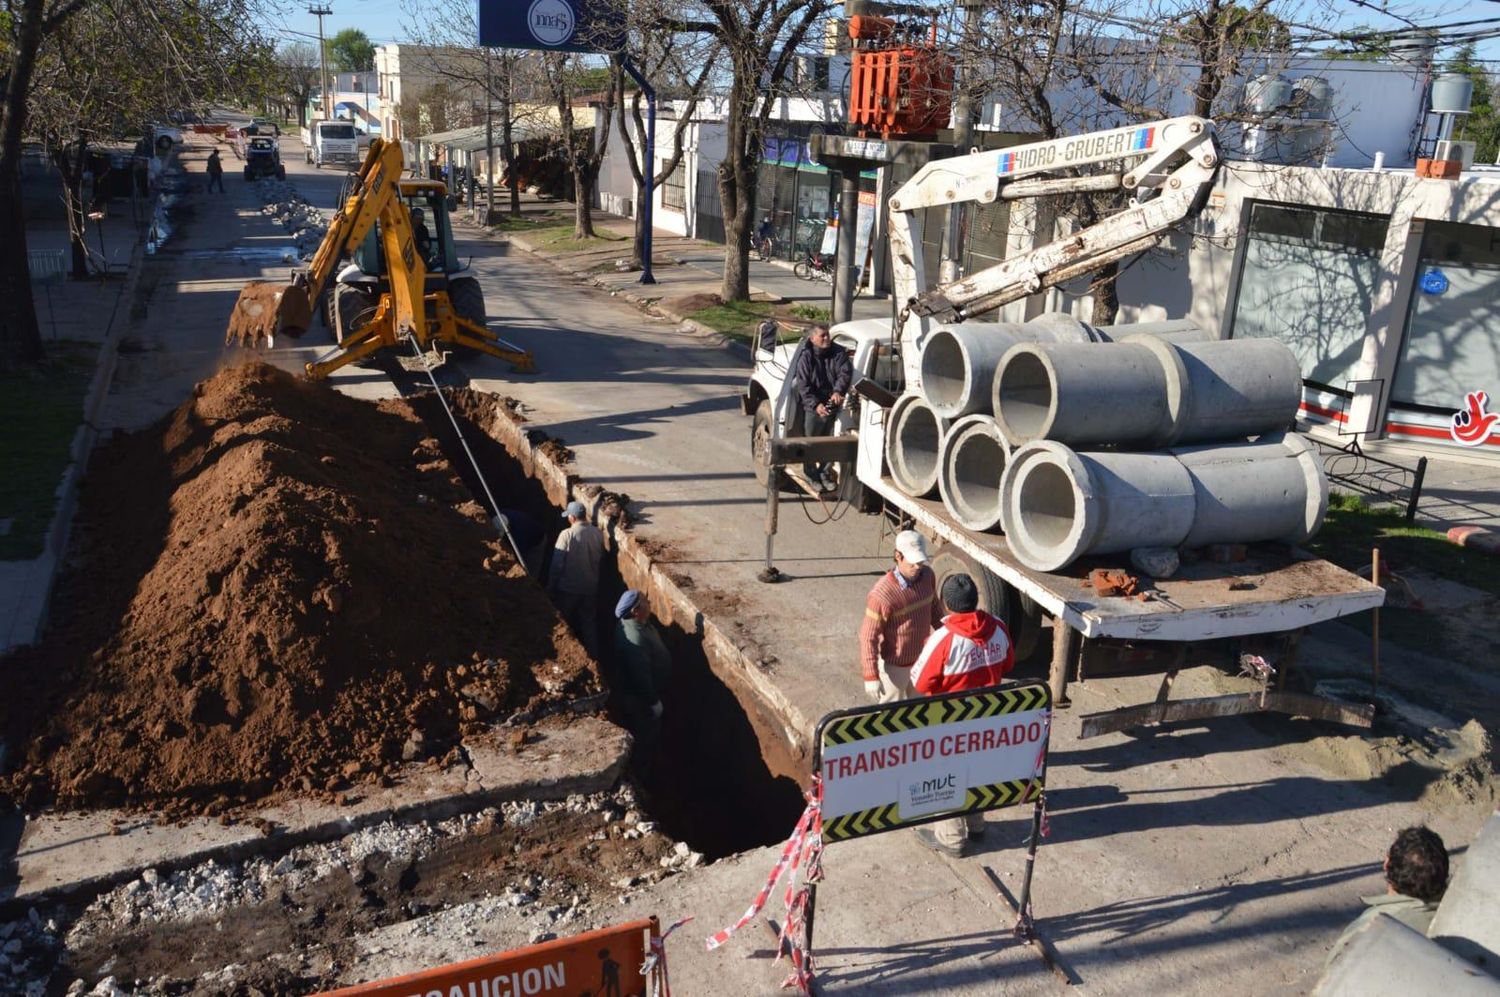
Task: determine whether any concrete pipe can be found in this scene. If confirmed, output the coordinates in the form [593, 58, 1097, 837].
[992, 341, 1177, 448]
[919, 324, 1021, 419]
[938, 414, 1013, 532]
[1108, 319, 1211, 345]
[999, 435, 1329, 572]
[1176, 432, 1327, 547]
[992, 337, 1302, 448]
[1020, 312, 1105, 343]
[1160, 338, 1303, 445]
[887, 393, 950, 498]
[1000, 442, 1196, 571]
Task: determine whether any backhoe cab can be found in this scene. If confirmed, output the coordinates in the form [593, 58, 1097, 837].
[226, 139, 534, 380]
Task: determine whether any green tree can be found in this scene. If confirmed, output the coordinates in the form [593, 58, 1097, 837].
[328, 27, 374, 72]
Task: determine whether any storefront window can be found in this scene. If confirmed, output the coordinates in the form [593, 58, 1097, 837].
[1228, 202, 1386, 390]
[1391, 221, 1500, 413]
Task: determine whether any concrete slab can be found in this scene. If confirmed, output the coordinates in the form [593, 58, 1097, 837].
[2, 717, 629, 908]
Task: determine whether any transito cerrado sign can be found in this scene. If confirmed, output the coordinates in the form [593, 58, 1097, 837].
[477, 0, 625, 54]
[815, 683, 1051, 841]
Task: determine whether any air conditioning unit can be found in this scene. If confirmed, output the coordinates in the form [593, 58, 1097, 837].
[1435, 139, 1476, 169]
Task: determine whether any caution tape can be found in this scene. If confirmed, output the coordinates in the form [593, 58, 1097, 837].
[705, 776, 820, 951]
[642, 916, 693, 997]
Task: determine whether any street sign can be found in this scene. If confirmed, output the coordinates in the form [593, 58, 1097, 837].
[816, 682, 1050, 841]
[317, 918, 655, 997]
[477, 0, 626, 54]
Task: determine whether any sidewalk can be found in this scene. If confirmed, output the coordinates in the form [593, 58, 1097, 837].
[0, 158, 155, 650]
[478, 194, 891, 342]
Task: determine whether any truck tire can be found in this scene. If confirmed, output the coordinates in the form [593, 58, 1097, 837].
[275, 165, 286, 181]
[332, 283, 378, 345]
[304, 149, 311, 164]
[751, 399, 787, 488]
[928, 545, 1044, 667]
[243, 167, 252, 181]
[448, 276, 487, 330]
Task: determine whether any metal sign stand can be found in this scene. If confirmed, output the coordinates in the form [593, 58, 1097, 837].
[793, 683, 1065, 990]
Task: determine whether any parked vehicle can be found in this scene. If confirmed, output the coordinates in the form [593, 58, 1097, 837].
[250, 117, 281, 137]
[793, 249, 835, 283]
[301, 119, 360, 169]
[243, 136, 286, 181]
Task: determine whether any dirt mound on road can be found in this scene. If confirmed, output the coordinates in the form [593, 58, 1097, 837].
[0, 362, 598, 817]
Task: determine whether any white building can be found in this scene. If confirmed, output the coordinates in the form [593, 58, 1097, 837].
[373, 44, 487, 144]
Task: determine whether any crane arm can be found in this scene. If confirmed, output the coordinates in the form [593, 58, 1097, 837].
[886, 116, 1219, 363]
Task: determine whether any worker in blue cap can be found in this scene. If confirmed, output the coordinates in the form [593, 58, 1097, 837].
[613, 589, 671, 755]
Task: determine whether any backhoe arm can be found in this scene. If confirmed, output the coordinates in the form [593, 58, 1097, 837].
[227, 139, 426, 345]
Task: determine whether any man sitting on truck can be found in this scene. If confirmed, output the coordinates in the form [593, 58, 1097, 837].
[859, 530, 941, 704]
[908, 573, 1014, 857]
[793, 323, 852, 492]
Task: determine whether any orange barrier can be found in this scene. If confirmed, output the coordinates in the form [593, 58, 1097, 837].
[316, 918, 657, 997]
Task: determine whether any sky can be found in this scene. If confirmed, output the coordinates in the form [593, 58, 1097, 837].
[267, 0, 1500, 67]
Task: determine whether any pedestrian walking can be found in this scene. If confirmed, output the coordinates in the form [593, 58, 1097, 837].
[858, 530, 942, 703]
[908, 573, 1014, 857]
[612, 590, 672, 752]
[793, 323, 852, 492]
[549, 500, 604, 655]
[205, 149, 225, 193]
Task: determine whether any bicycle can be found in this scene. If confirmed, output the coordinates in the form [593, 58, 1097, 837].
[794, 250, 834, 283]
[750, 233, 775, 261]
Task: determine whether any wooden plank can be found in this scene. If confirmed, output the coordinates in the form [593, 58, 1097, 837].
[1078, 691, 1376, 739]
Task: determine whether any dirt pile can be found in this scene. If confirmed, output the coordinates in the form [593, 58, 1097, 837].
[0, 362, 598, 816]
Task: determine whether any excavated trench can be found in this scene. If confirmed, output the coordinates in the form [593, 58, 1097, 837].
[406, 391, 806, 861]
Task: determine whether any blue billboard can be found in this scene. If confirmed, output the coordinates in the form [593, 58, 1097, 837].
[477, 0, 626, 53]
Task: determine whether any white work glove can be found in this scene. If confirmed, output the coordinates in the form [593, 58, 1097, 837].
[864, 680, 882, 700]
[650, 701, 664, 719]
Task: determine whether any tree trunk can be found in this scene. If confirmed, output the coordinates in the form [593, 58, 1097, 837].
[1089, 260, 1121, 325]
[719, 157, 754, 302]
[0, 0, 48, 371]
[572, 168, 596, 238]
[55, 140, 90, 279]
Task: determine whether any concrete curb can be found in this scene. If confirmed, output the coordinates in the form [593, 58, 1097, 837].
[467, 401, 818, 763]
[3, 233, 148, 651]
[471, 221, 753, 364]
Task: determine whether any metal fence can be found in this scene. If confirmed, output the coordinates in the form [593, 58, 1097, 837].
[27, 250, 66, 282]
[1311, 435, 1428, 521]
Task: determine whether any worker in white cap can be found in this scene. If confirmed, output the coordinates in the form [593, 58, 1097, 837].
[549, 500, 604, 655]
[857, 530, 942, 703]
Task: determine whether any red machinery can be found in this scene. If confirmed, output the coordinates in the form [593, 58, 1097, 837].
[847, 13, 954, 138]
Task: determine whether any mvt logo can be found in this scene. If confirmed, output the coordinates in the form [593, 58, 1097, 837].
[911, 775, 956, 796]
[527, 0, 576, 45]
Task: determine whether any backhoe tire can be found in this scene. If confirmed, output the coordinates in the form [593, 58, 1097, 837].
[751, 399, 787, 489]
[331, 283, 378, 346]
[449, 276, 487, 331]
[929, 545, 1045, 670]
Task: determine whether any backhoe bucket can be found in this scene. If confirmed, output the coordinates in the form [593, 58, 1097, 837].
[226, 281, 313, 347]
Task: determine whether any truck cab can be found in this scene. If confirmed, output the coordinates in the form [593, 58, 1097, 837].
[743, 318, 901, 504]
[304, 120, 360, 169]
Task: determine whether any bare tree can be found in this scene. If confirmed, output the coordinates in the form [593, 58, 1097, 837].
[609, 15, 721, 268]
[0, 0, 271, 368]
[280, 42, 320, 128]
[664, 0, 836, 302]
[538, 52, 618, 238]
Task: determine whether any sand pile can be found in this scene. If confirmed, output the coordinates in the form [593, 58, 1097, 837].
[0, 362, 597, 815]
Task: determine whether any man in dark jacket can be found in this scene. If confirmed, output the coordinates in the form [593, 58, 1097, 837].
[792, 323, 852, 491]
[612, 590, 672, 759]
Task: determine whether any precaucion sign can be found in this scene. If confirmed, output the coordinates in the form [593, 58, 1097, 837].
[815, 683, 1051, 841]
[316, 918, 654, 997]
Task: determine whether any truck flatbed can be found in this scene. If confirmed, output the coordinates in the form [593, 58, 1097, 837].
[866, 474, 1385, 643]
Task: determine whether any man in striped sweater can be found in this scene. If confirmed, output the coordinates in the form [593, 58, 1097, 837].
[910, 573, 1014, 857]
[859, 531, 943, 703]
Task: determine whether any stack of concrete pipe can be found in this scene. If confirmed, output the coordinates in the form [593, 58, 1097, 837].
[886, 311, 1327, 572]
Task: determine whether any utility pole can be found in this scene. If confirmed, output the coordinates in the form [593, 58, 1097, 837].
[309, 4, 333, 123]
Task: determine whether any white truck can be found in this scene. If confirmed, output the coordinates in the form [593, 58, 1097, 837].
[301, 119, 360, 168]
[743, 117, 1385, 735]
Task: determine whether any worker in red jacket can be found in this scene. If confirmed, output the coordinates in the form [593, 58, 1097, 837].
[910, 572, 1014, 857]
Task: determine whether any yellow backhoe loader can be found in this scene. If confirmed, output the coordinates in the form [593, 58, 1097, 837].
[226, 138, 535, 380]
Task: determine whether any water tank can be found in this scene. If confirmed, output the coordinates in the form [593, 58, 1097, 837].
[1292, 77, 1333, 119]
[1246, 75, 1292, 115]
[1431, 74, 1474, 115]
